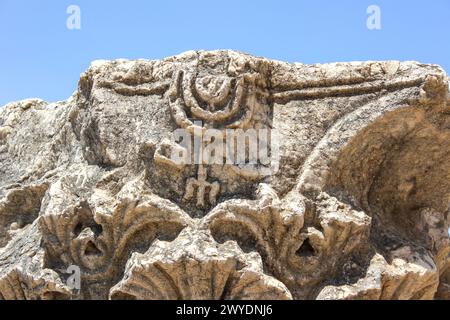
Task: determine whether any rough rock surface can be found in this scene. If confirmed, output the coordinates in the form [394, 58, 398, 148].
[0, 50, 449, 300]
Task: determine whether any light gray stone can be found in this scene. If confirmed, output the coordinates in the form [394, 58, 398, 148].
[0, 50, 449, 300]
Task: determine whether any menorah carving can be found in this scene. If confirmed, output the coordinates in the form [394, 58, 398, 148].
[183, 165, 220, 207]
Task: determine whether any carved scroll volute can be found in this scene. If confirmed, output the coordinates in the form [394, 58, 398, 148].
[39, 200, 110, 273]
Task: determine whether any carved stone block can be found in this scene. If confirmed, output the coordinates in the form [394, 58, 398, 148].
[0, 51, 449, 300]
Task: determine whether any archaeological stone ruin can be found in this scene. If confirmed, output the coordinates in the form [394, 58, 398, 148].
[0, 50, 449, 300]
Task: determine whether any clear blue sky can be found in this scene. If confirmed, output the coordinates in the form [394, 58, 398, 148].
[1, 0, 449, 106]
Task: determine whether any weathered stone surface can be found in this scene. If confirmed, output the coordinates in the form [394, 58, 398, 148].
[0, 50, 449, 300]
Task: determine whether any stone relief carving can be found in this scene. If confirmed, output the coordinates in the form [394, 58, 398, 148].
[0, 50, 449, 300]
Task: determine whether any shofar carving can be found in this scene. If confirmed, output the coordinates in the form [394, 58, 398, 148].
[0, 50, 449, 300]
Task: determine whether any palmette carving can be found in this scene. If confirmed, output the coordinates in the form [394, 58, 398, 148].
[109, 227, 292, 300]
[39, 176, 192, 298]
[204, 185, 371, 299]
[0, 50, 449, 300]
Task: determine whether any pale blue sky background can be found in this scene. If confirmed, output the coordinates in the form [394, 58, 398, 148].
[0, 0, 449, 106]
